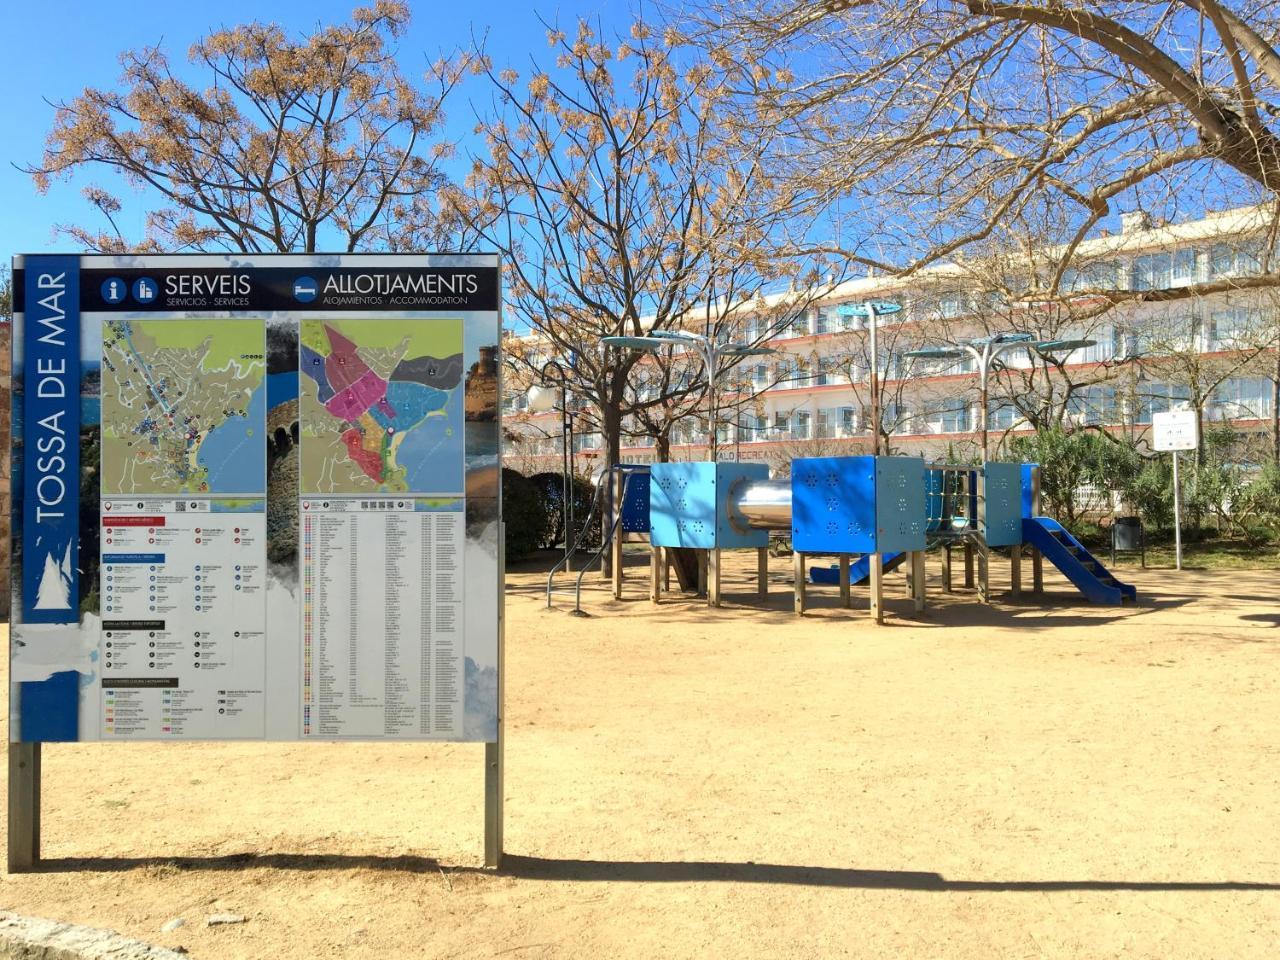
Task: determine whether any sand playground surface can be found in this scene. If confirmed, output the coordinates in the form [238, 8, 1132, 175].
[1, 551, 1277, 959]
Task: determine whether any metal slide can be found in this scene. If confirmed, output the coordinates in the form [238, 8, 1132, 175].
[1022, 517, 1136, 605]
[810, 551, 907, 586]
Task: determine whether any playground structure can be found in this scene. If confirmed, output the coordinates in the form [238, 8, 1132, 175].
[547, 456, 1136, 619]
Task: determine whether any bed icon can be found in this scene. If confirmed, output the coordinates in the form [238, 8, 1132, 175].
[293, 277, 318, 303]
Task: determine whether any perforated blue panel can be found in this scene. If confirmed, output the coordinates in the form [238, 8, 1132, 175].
[1020, 462, 1037, 519]
[649, 462, 717, 548]
[792, 456, 876, 554]
[716, 462, 769, 549]
[874, 456, 927, 553]
[618, 467, 651, 533]
[984, 461, 1024, 546]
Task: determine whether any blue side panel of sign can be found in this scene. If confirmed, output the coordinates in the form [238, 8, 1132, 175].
[649, 462, 717, 548]
[792, 456, 876, 554]
[984, 461, 1024, 546]
[874, 456, 927, 553]
[17, 671, 80, 742]
[618, 468, 651, 534]
[715, 462, 769, 549]
[1020, 463, 1037, 519]
[22, 256, 80, 625]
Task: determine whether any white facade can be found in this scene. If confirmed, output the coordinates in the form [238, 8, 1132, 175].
[503, 207, 1279, 471]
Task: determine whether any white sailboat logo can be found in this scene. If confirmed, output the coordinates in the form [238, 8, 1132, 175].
[33, 542, 73, 610]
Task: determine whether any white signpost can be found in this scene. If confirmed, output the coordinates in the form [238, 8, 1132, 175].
[1151, 408, 1199, 571]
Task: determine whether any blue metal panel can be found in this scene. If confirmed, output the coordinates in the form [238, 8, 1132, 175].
[874, 456, 927, 553]
[1020, 463, 1037, 519]
[791, 456, 876, 554]
[618, 466, 651, 533]
[984, 461, 1024, 546]
[649, 462, 718, 548]
[715, 462, 769, 549]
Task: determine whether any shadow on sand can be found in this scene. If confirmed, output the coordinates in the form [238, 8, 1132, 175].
[29, 853, 1280, 893]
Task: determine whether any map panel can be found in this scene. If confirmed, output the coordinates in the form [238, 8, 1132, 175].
[101, 319, 267, 496]
[299, 319, 465, 495]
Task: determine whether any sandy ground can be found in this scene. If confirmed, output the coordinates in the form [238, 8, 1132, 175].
[1, 550, 1278, 959]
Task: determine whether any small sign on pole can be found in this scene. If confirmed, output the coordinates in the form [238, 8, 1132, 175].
[1151, 409, 1198, 570]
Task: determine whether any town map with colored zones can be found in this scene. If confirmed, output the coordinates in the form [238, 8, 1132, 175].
[101, 319, 267, 496]
[299, 319, 465, 495]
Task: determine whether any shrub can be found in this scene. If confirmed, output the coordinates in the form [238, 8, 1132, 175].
[501, 468, 550, 562]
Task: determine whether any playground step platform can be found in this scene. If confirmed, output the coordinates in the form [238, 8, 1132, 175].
[1023, 517, 1136, 605]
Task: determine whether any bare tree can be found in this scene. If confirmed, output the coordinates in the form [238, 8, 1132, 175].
[454, 19, 823, 477]
[691, 1, 1280, 304]
[29, 2, 468, 253]
[1129, 295, 1274, 461]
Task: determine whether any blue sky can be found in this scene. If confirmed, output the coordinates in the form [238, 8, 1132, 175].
[1, 0, 630, 258]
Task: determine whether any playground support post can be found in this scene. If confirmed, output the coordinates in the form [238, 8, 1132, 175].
[839, 555, 851, 608]
[757, 548, 768, 597]
[1011, 545, 1022, 598]
[910, 551, 926, 612]
[650, 545, 662, 603]
[793, 552, 807, 614]
[869, 553, 885, 623]
[963, 542, 975, 588]
[1173, 451, 1184, 571]
[942, 545, 953, 592]
[610, 471, 625, 599]
[708, 548, 722, 607]
[1031, 466, 1044, 593]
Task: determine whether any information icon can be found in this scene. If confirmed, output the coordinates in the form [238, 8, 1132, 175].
[101, 278, 127, 304]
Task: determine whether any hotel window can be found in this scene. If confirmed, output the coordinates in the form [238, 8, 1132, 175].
[931, 398, 970, 433]
[793, 410, 811, 439]
[1067, 386, 1119, 426]
[938, 293, 969, 318]
[1214, 377, 1272, 419]
[1171, 248, 1198, 284]
[987, 401, 1022, 431]
[1131, 252, 1172, 291]
[816, 408, 833, 438]
[1208, 307, 1252, 349]
[1210, 240, 1265, 278]
[1136, 383, 1193, 424]
[839, 406, 858, 435]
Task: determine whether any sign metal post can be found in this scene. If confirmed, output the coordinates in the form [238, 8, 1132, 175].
[1152, 408, 1198, 572]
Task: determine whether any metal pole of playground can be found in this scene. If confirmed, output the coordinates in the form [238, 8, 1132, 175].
[868, 302, 880, 457]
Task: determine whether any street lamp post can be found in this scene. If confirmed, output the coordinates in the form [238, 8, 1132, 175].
[837, 301, 904, 456]
[527, 359, 576, 570]
[905, 334, 1097, 459]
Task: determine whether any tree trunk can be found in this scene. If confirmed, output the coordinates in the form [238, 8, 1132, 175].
[600, 398, 623, 577]
[655, 432, 671, 463]
[1272, 351, 1279, 467]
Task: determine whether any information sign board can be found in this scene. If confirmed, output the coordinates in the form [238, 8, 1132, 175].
[10, 254, 502, 745]
[1152, 408, 1198, 451]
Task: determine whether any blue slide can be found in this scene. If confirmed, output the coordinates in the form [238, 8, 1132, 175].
[811, 552, 906, 586]
[1022, 517, 1136, 605]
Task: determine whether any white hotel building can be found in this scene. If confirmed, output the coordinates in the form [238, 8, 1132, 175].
[503, 207, 1279, 472]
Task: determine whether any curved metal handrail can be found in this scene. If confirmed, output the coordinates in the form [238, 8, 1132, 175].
[546, 472, 609, 608]
[568, 471, 636, 616]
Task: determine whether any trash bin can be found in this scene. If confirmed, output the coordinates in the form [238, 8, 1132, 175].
[1111, 516, 1144, 567]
